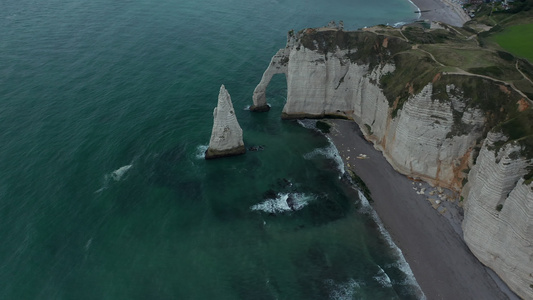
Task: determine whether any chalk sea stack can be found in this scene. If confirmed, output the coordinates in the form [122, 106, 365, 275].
[205, 85, 245, 159]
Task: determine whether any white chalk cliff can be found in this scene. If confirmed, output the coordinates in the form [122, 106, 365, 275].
[462, 131, 533, 299]
[253, 28, 488, 189]
[205, 85, 245, 159]
[252, 27, 533, 298]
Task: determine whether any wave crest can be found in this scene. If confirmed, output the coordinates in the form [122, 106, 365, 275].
[373, 266, 393, 288]
[303, 141, 344, 175]
[250, 192, 315, 213]
[356, 190, 426, 299]
[195, 145, 208, 159]
[326, 278, 362, 300]
[111, 164, 132, 181]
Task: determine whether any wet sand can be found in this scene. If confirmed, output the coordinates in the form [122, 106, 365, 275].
[327, 119, 510, 299]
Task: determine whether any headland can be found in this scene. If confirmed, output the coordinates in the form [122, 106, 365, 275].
[249, 6, 533, 296]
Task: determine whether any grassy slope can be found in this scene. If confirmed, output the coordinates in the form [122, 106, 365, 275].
[364, 13, 533, 179]
[296, 21, 533, 165]
[375, 22, 533, 161]
[491, 23, 533, 62]
[468, 4, 533, 62]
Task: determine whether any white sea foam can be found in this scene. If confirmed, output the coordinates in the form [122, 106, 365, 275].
[250, 192, 315, 213]
[296, 119, 345, 175]
[373, 265, 393, 288]
[325, 137, 345, 175]
[111, 164, 132, 181]
[392, 21, 408, 28]
[85, 238, 93, 251]
[357, 190, 426, 300]
[297, 120, 345, 175]
[303, 140, 345, 176]
[326, 278, 362, 300]
[409, 0, 422, 20]
[297, 119, 317, 130]
[95, 163, 133, 193]
[195, 144, 209, 159]
[389, 0, 419, 27]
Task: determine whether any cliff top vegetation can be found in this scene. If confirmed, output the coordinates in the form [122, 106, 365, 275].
[464, 1, 533, 62]
[293, 17, 532, 162]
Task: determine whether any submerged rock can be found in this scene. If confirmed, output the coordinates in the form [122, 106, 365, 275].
[205, 85, 246, 159]
[247, 145, 265, 152]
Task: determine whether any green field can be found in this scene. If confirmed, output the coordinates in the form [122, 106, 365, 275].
[492, 23, 533, 62]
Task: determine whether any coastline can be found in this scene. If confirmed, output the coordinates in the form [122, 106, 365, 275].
[326, 119, 513, 299]
[409, 0, 470, 27]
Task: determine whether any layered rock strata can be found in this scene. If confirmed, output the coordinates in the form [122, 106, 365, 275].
[250, 48, 290, 112]
[205, 85, 245, 159]
[252, 27, 533, 298]
[462, 132, 533, 299]
[252, 28, 492, 189]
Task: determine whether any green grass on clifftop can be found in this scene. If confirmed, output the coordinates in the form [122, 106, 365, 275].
[491, 23, 533, 62]
[297, 29, 411, 69]
[496, 109, 533, 157]
[380, 51, 440, 117]
[493, 109, 533, 183]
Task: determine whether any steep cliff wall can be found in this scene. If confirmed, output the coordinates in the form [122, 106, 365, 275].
[462, 131, 533, 299]
[252, 26, 533, 298]
[253, 28, 504, 189]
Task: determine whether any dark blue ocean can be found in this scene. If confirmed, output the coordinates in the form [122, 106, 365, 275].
[0, 0, 424, 299]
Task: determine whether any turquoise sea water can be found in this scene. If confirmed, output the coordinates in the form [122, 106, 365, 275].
[0, 0, 423, 299]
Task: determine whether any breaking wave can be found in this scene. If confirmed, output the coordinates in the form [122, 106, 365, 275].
[326, 278, 362, 300]
[373, 265, 393, 288]
[195, 144, 208, 159]
[250, 192, 316, 213]
[95, 163, 133, 193]
[110, 164, 132, 181]
[297, 119, 344, 175]
[409, 0, 422, 20]
[303, 140, 345, 176]
[392, 21, 408, 27]
[297, 119, 317, 130]
[357, 190, 426, 299]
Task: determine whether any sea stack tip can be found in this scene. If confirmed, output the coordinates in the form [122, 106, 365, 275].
[205, 85, 246, 159]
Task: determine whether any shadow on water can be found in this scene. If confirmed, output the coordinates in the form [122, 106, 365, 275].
[104, 143, 205, 216]
[202, 154, 264, 222]
[142, 144, 204, 198]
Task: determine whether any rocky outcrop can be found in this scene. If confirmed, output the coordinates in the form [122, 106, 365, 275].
[250, 48, 290, 112]
[377, 83, 486, 189]
[252, 27, 533, 298]
[205, 85, 245, 159]
[462, 132, 533, 299]
[252, 28, 492, 189]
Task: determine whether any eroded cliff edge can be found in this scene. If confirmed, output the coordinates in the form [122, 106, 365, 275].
[252, 24, 533, 298]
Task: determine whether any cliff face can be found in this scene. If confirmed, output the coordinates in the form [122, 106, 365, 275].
[205, 85, 245, 159]
[462, 132, 533, 299]
[252, 27, 533, 298]
[253, 28, 491, 189]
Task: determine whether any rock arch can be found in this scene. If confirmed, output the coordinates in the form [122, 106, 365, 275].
[250, 48, 290, 112]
